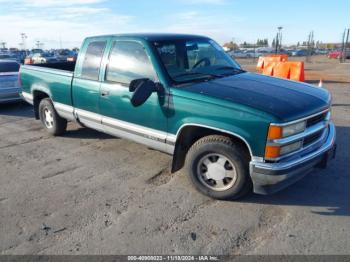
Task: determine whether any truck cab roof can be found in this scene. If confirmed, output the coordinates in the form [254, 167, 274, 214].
[85, 33, 210, 42]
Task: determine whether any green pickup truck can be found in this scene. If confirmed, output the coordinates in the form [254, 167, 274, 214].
[20, 34, 336, 199]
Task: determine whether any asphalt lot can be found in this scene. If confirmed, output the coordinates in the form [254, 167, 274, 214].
[0, 56, 349, 255]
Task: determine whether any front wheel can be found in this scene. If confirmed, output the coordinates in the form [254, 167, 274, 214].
[185, 135, 252, 200]
[39, 98, 67, 136]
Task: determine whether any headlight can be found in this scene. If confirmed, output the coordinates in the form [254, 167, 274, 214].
[280, 141, 303, 155]
[282, 121, 306, 137]
[267, 121, 306, 139]
[265, 121, 306, 160]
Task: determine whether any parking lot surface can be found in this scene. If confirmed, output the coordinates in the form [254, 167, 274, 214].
[0, 57, 349, 255]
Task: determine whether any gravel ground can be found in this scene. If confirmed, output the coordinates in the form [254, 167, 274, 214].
[0, 57, 349, 255]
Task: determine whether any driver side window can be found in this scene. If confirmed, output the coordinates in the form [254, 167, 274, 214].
[106, 41, 157, 85]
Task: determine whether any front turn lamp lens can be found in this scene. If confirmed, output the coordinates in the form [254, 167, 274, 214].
[265, 141, 303, 159]
[267, 125, 283, 139]
[265, 146, 281, 159]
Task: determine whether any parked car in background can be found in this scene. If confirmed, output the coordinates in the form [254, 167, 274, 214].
[67, 51, 78, 62]
[229, 49, 262, 58]
[244, 50, 261, 58]
[291, 49, 309, 56]
[0, 60, 21, 103]
[31, 49, 44, 55]
[31, 53, 59, 64]
[55, 49, 75, 62]
[315, 49, 329, 55]
[328, 49, 350, 59]
[11, 50, 28, 64]
[229, 50, 248, 58]
[0, 53, 18, 62]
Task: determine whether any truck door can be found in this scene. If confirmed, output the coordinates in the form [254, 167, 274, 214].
[72, 39, 108, 131]
[99, 40, 170, 153]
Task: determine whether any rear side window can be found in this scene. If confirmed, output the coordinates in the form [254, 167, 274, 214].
[0, 62, 20, 73]
[81, 41, 106, 80]
[106, 41, 156, 85]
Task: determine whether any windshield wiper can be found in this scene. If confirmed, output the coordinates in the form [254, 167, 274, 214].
[215, 66, 246, 74]
[172, 72, 225, 85]
[173, 72, 222, 80]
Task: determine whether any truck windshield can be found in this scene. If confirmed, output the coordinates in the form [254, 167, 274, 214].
[154, 38, 244, 84]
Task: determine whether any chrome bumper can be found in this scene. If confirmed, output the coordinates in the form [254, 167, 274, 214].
[20, 91, 34, 105]
[250, 123, 336, 195]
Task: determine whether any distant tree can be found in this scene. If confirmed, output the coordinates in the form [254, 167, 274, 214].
[272, 38, 276, 48]
[240, 41, 257, 48]
[223, 41, 239, 51]
[256, 38, 269, 47]
[297, 42, 300, 47]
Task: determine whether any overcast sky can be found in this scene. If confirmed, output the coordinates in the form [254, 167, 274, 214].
[0, 0, 349, 49]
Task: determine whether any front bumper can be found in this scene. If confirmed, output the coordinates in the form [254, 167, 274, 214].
[250, 123, 336, 195]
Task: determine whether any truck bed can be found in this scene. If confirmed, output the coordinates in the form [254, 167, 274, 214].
[20, 62, 75, 107]
[31, 61, 76, 72]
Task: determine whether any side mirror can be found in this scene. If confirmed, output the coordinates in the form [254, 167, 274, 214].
[129, 78, 150, 93]
[129, 78, 160, 107]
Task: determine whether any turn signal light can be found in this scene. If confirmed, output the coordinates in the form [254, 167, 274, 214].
[267, 125, 283, 140]
[265, 146, 281, 159]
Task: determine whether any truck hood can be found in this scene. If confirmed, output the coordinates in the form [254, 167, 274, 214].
[181, 72, 331, 122]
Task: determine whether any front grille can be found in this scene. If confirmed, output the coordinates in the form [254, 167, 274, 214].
[303, 130, 324, 146]
[306, 112, 328, 128]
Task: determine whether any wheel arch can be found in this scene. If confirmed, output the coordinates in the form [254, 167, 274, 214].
[32, 89, 51, 119]
[171, 124, 253, 173]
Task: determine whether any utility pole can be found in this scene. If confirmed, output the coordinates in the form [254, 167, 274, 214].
[339, 28, 346, 63]
[306, 31, 314, 63]
[20, 33, 28, 55]
[20, 33, 27, 50]
[275, 26, 283, 54]
[35, 40, 44, 49]
[274, 34, 279, 54]
[345, 29, 350, 61]
[278, 26, 283, 52]
[341, 28, 349, 63]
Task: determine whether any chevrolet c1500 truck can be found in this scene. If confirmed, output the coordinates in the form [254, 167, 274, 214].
[20, 34, 336, 199]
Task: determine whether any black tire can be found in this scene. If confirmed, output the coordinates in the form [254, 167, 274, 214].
[39, 98, 67, 136]
[185, 135, 252, 200]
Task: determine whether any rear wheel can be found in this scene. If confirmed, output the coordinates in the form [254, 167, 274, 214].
[39, 98, 67, 136]
[185, 135, 252, 200]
